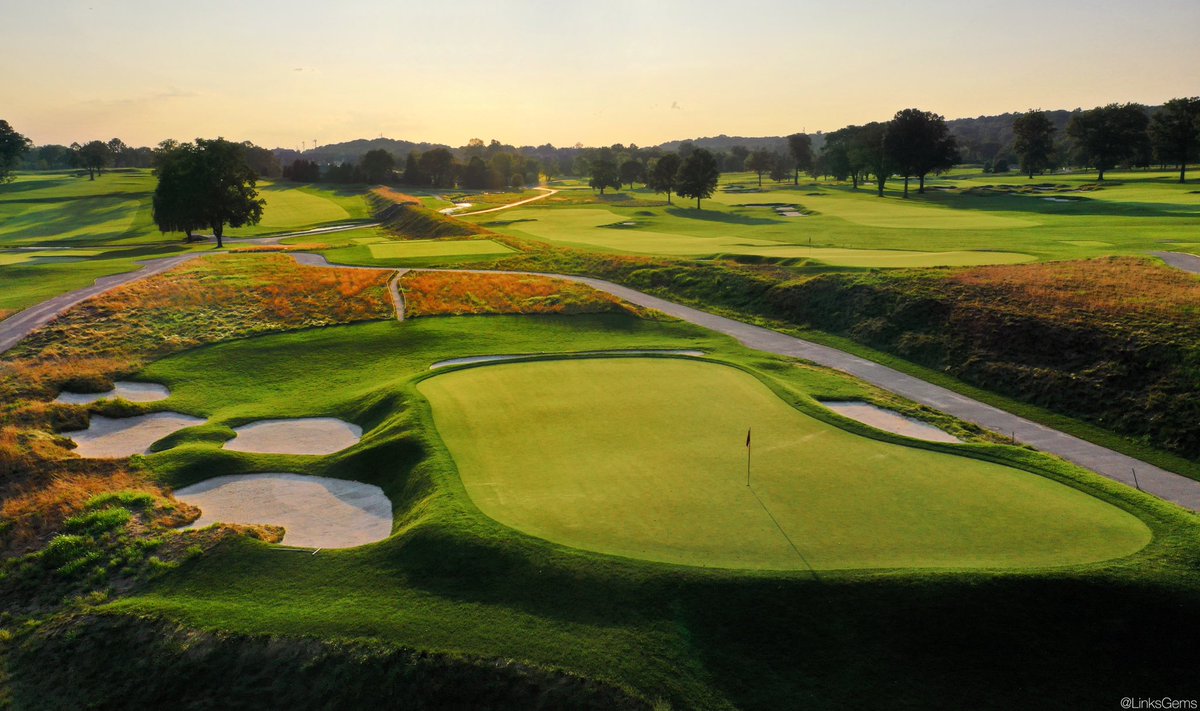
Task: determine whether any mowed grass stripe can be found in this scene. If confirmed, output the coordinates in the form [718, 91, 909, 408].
[419, 358, 1149, 571]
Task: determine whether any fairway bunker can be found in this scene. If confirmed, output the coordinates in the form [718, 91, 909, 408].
[223, 417, 362, 455]
[821, 401, 960, 443]
[429, 349, 706, 370]
[55, 381, 171, 405]
[64, 412, 206, 458]
[175, 473, 392, 548]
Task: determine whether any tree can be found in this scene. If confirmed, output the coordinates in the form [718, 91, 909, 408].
[1150, 97, 1200, 183]
[402, 152, 424, 185]
[745, 149, 773, 188]
[647, 153, 680, 204]
[419, 148, 456, 187]
[282, 159, 321, 182]
[854, 122, 891, 197]
[1012, 110, 1056, 179]
[462, 156, 488, 189]
[0, 120, 32, 184]
[884, 108, 959, 196]
[787, 133, 813, 185]
[589, 156, 621, 195]
[152, 143, 206, 241]
[74, 140, 113, 180]
[152, 138, 265, 248]
[619, 159, 644, 189]
[360, 149, 396, 183]
[769, 153, 793, 183]
[1067, 103, 1150, 180]
[675, 148, 720, 209]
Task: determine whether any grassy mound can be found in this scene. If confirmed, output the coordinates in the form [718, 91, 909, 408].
[370, 188, 489, 239]
[10, 613, 650, 710]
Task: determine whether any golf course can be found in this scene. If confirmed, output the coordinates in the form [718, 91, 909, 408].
[3, 9, 1200, 700]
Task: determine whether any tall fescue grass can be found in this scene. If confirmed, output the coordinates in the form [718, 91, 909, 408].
[401, 271, 637, 317]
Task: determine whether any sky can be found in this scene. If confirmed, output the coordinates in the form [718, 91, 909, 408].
[2, 0, 1198, 150]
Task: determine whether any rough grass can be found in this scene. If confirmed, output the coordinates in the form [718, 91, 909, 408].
[401, 271, 637, 317]
[227, 243, 331, 253]
[7, 254, 393, 362]
[370, 188, 490, 239]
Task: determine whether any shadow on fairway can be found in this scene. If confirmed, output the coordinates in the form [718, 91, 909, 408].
[664, 207, 778, 225]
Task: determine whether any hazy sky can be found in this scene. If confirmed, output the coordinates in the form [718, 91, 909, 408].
[3, 0, 1197, 149]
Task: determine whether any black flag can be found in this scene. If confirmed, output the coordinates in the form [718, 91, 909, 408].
[746, 428, 751, 447]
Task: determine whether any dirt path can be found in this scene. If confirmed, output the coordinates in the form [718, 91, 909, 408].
[419, 267, 1200, 512]
[0, 224, 381, 354]
[457, 187, 558, 216]
[1153, 251, 1200, 274]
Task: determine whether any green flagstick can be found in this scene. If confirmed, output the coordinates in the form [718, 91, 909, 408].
[745, 427, 752, 487]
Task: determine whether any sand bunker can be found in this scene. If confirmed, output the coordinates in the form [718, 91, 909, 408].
[223, 418, 362, 455]
[55, 381, 171, 405]
[822, 401, 960, 443]
[429, 350, 706, 370]
[175, 473, 392, 548]
[64, 412, 206, 458]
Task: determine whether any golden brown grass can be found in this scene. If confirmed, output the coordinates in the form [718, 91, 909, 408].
[228, 243, 331, 253]
[9, 254, 393, 361]
[371, 187, 421, 206]
[943, 257, 1200, 327]
[401, 271, 636, 317]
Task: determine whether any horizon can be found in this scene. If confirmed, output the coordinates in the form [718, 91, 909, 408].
[2, 0, 1198, 149]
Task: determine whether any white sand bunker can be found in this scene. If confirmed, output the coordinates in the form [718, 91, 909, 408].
[223, 418, 362, 455]
[822, 401, 961, 443]
[64, 412, 206, 458]
[175, 473, 392, 548]
[55, 381, 170, 405]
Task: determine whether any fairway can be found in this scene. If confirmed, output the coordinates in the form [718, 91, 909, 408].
[420, 358, 1149, 571]
[366, 239, 514, 260]
[490, 207, 1033, 265]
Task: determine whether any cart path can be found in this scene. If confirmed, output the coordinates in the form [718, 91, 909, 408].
[455, 187, 559, 216]
[1153, 251, 1200, 274]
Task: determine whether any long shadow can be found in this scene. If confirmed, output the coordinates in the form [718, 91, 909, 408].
[819, 182, 1200, 219]
[664, 206, 779, 225]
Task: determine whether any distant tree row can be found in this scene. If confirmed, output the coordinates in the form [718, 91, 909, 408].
[811, 109, 960, 197]
[1008, 100, 1199, 182]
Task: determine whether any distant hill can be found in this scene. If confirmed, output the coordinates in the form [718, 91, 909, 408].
[273, 137, 449, 166]
[273, 104, 1161, 167]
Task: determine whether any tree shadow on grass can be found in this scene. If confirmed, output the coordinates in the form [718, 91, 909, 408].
[664, 207, 778, 225]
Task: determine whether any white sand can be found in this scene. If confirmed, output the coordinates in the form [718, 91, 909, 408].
[822, 401, 961, 443]
[175, 473, 392, 548]
[223, 417, 362, 455]
[64, 412, 206, 458]
[429, 350, 706, 370]
[55, 381, 171, 405]
[779, 211, 804, 217]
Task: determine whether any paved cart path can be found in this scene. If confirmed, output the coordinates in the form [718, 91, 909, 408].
[1153, 251, 1200, 275]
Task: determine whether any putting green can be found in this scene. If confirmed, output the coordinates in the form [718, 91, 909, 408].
[366, 239, 514, 260]
[420, 358, 1149, 571]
